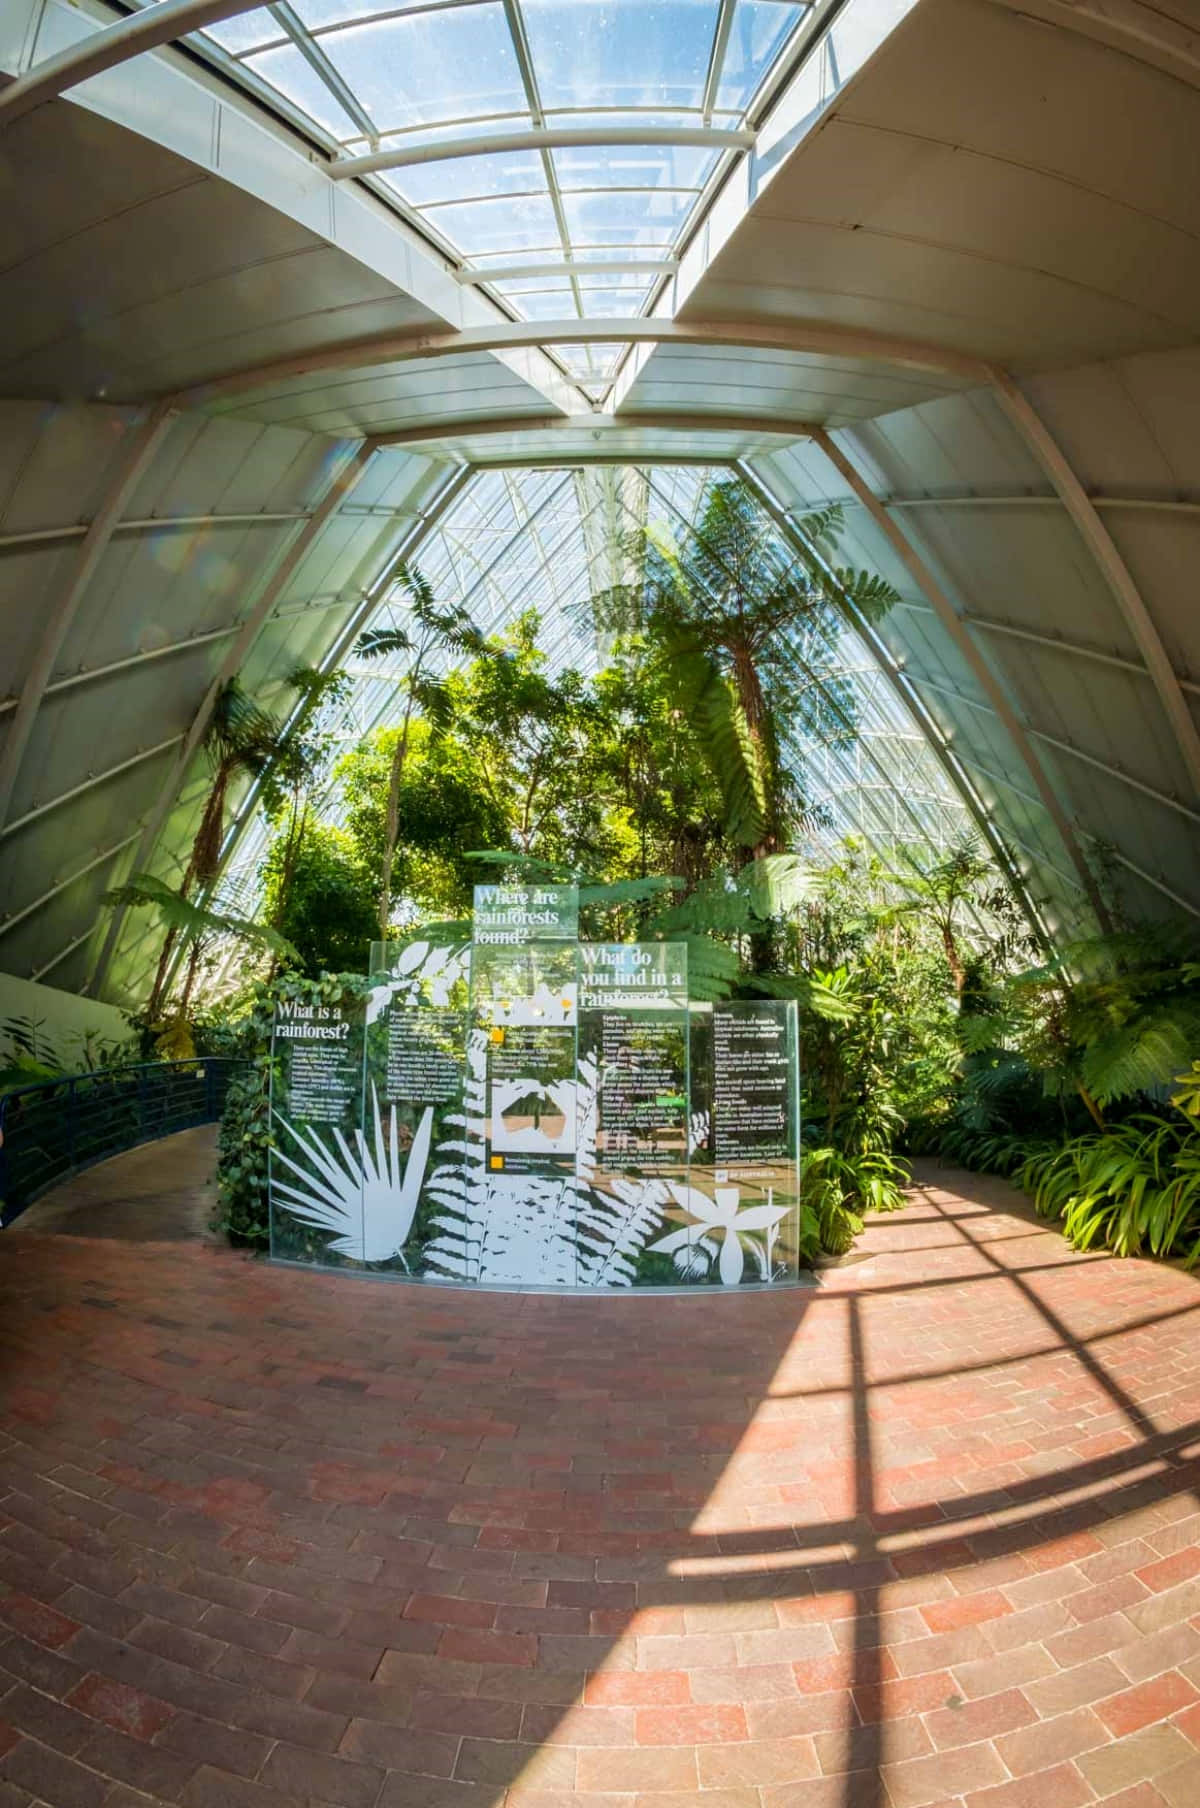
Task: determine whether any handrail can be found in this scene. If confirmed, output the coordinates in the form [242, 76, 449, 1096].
[0, 1057, 239, 1228]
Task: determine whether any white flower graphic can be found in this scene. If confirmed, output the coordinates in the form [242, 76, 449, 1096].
[273, 1085, 433, 1265]
[648, 1182, 790, 1285]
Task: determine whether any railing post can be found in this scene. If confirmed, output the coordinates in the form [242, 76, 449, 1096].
[137, 1063, 148, 1145]
[67, 1077, 78, 1172]
[205, 1058, 217, 1121]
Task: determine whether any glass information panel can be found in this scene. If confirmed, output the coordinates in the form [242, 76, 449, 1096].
[269, 895, 801, 1288]
[269, 989, 367, 1267]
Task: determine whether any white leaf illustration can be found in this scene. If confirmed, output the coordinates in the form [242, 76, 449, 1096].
[648, 1182, 791, 1286]
[273, 1085, 433, 1264]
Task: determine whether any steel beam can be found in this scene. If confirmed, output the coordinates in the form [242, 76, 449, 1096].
[702, 0, 739, 125]
[0, 737, 184, 842]
[0, 625, 239, 718]
[0, 832, 141, 944]
[0, 0, 264, 126]
[180, 320, 990, 408]
[459, 259, 678, 286]
[328, 125, 756, 181]
[0, 403, 176, 834]
[809, 426, 1109, 925]
[1031, 729, 1200, 830]
[906, 666, 1200, 830]
[992, 373, 1200, 803]
[1078, 839, 1200, 920]
[863, 493, 1200, 518]
[0, 509, 310, 555]
[969, 614, 1200, 695]
[370, 409, 825, 450]
[267, 0, 376, 139]
[86, 438, 381, 999]
[897, 602, 1200, 700]
[33, 927, 98, 984]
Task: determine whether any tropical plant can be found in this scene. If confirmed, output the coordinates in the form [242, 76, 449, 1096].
[1020, 1114, 1200, 1264]
[354, 564, 487, 937]
[260, 823, 379, 978]
[889, 834, 1031, 1003]
[104, 873, 299, 1023]
[800, 1145, 910, 1258]
[587, 478, 897, 887]
[142, 678, 299, 1022]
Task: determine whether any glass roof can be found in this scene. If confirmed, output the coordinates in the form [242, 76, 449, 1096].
[151, 0, 813, 395]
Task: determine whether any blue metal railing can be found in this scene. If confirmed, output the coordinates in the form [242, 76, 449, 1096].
[0, 1058, 237, 1228]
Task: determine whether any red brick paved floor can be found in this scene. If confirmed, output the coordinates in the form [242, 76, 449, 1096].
[2, 1147, 1200, 1808]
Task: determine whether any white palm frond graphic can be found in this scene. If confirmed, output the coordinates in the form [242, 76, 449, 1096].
[273, 1085, 434, 1264]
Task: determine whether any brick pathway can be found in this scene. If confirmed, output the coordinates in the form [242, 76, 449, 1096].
[2, 1148, 1200, 1807]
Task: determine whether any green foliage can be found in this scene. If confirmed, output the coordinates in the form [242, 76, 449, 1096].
[337, 718, 512, 915]
[261, 824, 379, 978]
[1019, 1115, 1200, 1264]
[800, 1145, 910, 1259]
[588, 478, 898, 865]
[104, 873, 299, 966]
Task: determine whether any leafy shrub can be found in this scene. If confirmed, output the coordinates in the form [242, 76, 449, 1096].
[1019, 1114, 1200, 1263]
[801, 1144, 909, 1259]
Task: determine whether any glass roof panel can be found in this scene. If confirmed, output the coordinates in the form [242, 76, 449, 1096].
[317, 6, 530, 131]
[414, 194, 560, 256]
[552, 143, 718, 190]
[293, 0, 471, 26]
[203, 9, 280, 55]
[717, 2, 808, 111]
[242, 44, 360, 136]
[552, 343, 629, 377]
[522, 1, 720, 110]
[182, 0, 829, 398]
[569, 287, 650, 317]
[496, 288, 579, 319]
[561, 189, 695, 245]
[388, 151, 548, 207]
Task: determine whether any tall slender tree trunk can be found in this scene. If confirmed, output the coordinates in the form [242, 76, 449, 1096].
[378, 691, 418, 941]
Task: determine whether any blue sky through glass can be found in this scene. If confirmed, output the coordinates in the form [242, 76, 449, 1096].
[181, 0, 815, 398]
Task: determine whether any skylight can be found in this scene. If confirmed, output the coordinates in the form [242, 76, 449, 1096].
[154, 0, 814, 399]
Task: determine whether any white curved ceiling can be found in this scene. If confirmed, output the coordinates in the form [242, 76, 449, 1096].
[1, 0, 1198, 1003]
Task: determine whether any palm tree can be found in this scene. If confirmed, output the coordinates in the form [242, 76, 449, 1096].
[141, 680, 295, 1022]
[591, 478, 896, 863]
[354, 564, 486, 940]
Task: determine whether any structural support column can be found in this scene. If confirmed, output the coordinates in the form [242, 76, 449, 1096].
[0, 402, 177, 837]
[86, 438, 382, 999]
[992, 372, 1200, 803]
